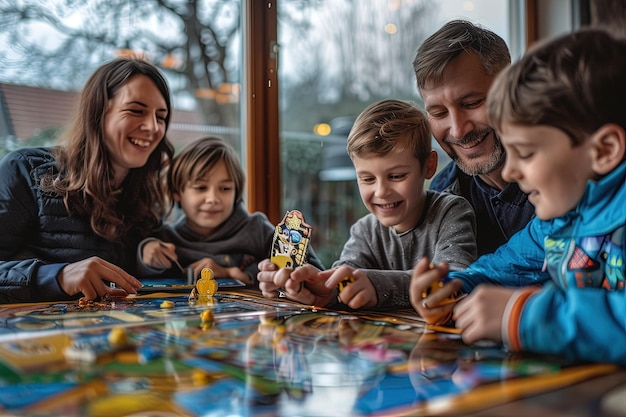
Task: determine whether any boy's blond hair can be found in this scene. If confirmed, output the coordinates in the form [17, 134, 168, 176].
[347, 99, 432, 166]
[169, 136, 245, 204]
[487, 29, 626, 147]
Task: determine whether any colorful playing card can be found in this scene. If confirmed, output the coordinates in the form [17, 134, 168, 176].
[270, 210, 312, 268]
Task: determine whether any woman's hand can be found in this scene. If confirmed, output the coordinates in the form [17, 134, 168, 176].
[57, 256, 142, 300]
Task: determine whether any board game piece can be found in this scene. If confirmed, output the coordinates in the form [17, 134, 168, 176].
[200, 322, 215, 331]
[200, 309, 214, 323]
[189, 268, 219, 305]
[196, 268, 218, 297]
[422, 273, 451, 295]
[336, 275, 355, 304]
[77, 293, 118, 309]
[192, 369, 211, 386]
[421, 269, 466, 307]
[138, 343, 162, 364]
[270, 209, 312, 268]
[338, 275, 355, 292]
[107, 327, 129, 348]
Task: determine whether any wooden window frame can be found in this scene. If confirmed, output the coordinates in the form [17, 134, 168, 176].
[526, 0, 538, 45]
[243, 0, 281, 224]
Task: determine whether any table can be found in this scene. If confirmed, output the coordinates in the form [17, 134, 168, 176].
[0, 288, 623, 416]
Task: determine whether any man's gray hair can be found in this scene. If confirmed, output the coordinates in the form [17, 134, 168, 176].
[413, 20, 511, 90]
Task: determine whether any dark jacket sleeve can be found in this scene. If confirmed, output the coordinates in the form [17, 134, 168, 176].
[0, 150, 70, 303]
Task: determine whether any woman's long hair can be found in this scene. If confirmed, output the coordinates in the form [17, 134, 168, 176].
[47, 57, 174, 242]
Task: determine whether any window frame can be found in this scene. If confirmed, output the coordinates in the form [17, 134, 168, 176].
[243, 0, 281, 224]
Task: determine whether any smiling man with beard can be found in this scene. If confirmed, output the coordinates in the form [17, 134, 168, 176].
[413, 20, 535, 256]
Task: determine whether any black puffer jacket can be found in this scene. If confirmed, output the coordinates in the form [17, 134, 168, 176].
[0, 147, 136, 303]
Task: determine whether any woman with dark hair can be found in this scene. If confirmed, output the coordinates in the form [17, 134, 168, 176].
[0, 57, 174, 303]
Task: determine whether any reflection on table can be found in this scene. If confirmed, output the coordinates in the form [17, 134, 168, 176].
[0, 290, 623, 417]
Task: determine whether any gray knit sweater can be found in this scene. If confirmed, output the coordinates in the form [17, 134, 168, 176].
[332, 190, 476, 310]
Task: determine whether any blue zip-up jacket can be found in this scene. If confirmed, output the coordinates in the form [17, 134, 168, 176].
[450, 161, 626, 363]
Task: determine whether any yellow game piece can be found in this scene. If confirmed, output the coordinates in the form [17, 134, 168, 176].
[338, 275, 355, 292]
[196, 268, 218, 297]
[201, 267, 212, 280]
[200, 309, 214, 322]
[108, 327, 129, 348]
[160, 300, 175, 309]
[336, 275, 355, 304]
[114, 350, 139, 364]
[200, 322, 214, 331]
[192, 369, 211, 386]
[421, 273, 458, 307]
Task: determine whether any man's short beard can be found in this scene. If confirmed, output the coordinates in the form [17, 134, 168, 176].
[452, 133, 506, 176]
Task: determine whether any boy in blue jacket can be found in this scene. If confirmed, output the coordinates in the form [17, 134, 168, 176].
[410, 29, 626, 364]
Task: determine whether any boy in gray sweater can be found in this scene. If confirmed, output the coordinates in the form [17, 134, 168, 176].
[258, 99, 476, 309]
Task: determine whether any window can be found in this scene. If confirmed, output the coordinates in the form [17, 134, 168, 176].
[277, 0, 525, 266]
[1, 0, 537, 268]
[0, 0, 243, 158]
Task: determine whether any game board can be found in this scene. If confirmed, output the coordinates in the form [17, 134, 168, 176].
[0, 292, 301, 341]
[0, 291, 617, 417]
